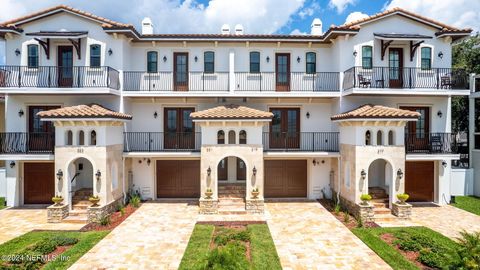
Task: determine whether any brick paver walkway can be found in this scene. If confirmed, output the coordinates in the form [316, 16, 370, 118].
[266, 201, 391, 270]
[0, 208, 84, 244]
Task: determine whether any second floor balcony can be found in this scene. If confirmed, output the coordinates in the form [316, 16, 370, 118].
[0, 132, 54, 154]
[0, 66, 120, 90]
[405, 133, 459, 154]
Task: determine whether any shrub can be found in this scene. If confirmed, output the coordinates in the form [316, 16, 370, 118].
[51, 235, 78, 246]
[356, 217, 363, 228]
[120, 207, 126, 216]
[343, 211, 350, 223]
[334, 203, 341, 215]
[447, 231, 480, 269]
[397, 193, 409, 204]
[31, 239, 57, 254]
[360, 194, 372, 205]
[419, 248, 446, 268]
[205, 241, 249, 270]
[130, 195, 141, 208]
[99, 215, 111, 226]
[214, 228, 250, 246]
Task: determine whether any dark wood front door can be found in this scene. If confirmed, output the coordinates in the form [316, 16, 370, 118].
[28, 106, 58, 152]
[401, 106, 430, 152]
[269, 108, 300, 149]
[236, 158, 246, 181]
[218, 158, 228, 181]
[156, 160, 200, 198]
[389, 48, 403, 88]
[174, 53, 188, 91]
[405, 161, 434, 201]
[24, 162, 54, 204]
[164, 108, 195, 150]
[265, 160, 307, 197]
[275, 53, 290, 91]
[58, 46, 74, 87]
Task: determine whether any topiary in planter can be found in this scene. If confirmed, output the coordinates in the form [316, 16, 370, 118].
[360, 194, 372, 206]
[397, 193, 409, 204]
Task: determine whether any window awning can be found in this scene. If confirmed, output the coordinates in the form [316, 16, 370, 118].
[374, 33, 432, 41]
[26, 31, 88, 39]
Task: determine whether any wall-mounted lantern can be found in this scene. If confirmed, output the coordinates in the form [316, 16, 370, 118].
[194, 56, 198, 62]
[18, 109, 24, 117]
[163, 56, 167, 62]
[306, 112, 310, 119]
[312, 159, 319, 166]
[108, 48, 113, 56]
[438, 51, 444, 59]
[437, 110, 443, 118]
[266, 56, 270, 63]
[252, 166, 257, 176]
[397, 169, 404, 179]
[15, 49, 20, 56]
[442, 160, 448, 168]
[95, 170, 101, 181]
[297, 56, 301, 63]
[9, 161, 15, 168]
[353, 50, 357, 57]
[147, 159, 151, 166]
[56, 169, 63, 181]
[153, 111, 158, 118]
[360, 169, 366, 179]
[207, 166, 211, 176]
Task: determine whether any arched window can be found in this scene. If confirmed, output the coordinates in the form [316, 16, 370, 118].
[377, 130, 383, 145]
[239, 130, 247, 144]
[66, 130, 73, 145]
[388, 130, 394, 145]
[217, 130, 225, 144]
[228, 130, 236, 144]
[90, 130, 97, 145]
[78, 130, 85, 146]
[365, 130, 372, 145]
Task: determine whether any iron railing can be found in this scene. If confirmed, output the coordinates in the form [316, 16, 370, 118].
[404, 133, 459, 154]
[235, 72, 340, 92]
[0, 66, 120, 89]
[0, 132, 55, 154]
[123, 71, 229, 91]
[123, 132, 201, 152]
[262, 132, 339, 152]
[343, 67, 469, 90]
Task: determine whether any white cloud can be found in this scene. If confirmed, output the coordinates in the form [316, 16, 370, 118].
[384, 0, 480, 31]
[290, 29, 307, 35]
[328, 0, 356, 14]
[345, 11, 368, 24]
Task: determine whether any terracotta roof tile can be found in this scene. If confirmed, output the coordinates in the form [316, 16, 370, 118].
[37, 104, 132, 120]
[190, 104, 273, 120]
[331, 104, 420, 121]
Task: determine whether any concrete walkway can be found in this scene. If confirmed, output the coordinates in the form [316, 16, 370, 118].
[265, 201, 391, 270]
[69, 201, 198, 270]
[0, 208, 84, 244]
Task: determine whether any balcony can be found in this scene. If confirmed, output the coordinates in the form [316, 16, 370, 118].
[0, 132, 55, 154]
[0, 66, 120, 89]
[123, 132, 201, 152]
[405, 133, 459, 154]
[343, 67, 469, 90]
[262, 132, 339, 152]
[235, 72, 340, 92]
[123, 72, 229, 92]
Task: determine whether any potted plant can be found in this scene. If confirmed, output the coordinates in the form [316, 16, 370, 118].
[204, 188, 213, 199]
[51, 195, 64, 206]
[360, 194, 372, 206]
[89, 195, 100, 207]
[251, 187, 260, 199]
[397, 193, 409, 204]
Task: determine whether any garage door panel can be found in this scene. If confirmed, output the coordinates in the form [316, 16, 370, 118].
[156, 160, 200, 198]
[405, 161, 434, 202]
[24, 163, 54, 204]
[265, 160, 307, 198]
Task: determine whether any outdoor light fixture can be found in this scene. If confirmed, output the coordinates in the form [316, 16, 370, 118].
[9, 161, 15, 168]
[442, 160, 448, 168]
[194, 56, 198, 62]
[266, 56, 270, 63]
[397, 169, 404, 179]
[353, 50, 357, 57]
[18, 109, 24, 117]
[163, 56, 167, 62]
[297, 56, 301, 63]
[108, 48, 113, 56]
[438, 51, 444, 59]
[207, 166, 211, 176]
[15, 49, 20, 56]
[147, 159, 151, 166]
[95, 170, 101, 180]
[312, 159, 319, 166]
[360, 169, 366, 179]
[153, 111, 158, 118]
[437, 110, 443, 118]
[56, 169, 63, 181]
[306, 112, 310, 119]
[253, 166, 257, 176]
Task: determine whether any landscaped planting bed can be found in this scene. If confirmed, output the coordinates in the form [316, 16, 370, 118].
[81, 203, 138, 231]
[179, 223, 282, 270]
[0, 230, 109, 270]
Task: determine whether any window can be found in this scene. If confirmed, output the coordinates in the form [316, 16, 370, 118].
[90, 130, 97, 145]
[90, 44, 101, 67]
[376, 130, 383, 145]
[421, 47, 432, 70]
[239, 130, 247, 144]
[66, 130, 73, 145]
[388, 130, 394, 145]
[250, 51, 260, 73]
[217, 130, 225, 144]
[306, 52, 316, 74]
[228, 130, 236, 144]
[27, 44, 39, 68]
[204, 51, 214, 73]
[147, 51, 158, 73]
[78, 130, 85, 145]
[362, 46, 372, 69]
[365, 130, 372, 145]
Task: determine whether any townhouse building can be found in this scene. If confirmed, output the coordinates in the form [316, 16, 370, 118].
[0, 5, 472, 222]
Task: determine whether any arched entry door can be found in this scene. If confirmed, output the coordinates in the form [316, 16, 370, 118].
[217, 157, 246, 182]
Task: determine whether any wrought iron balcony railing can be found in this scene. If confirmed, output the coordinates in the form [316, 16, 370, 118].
[405, 133, 459, 154]
[123, 72, 229, 91]
[0, 132, 55, 154]
[123, 132, 201, 152]
[262, 132, 339, 152]
[234, 72, 340, 92]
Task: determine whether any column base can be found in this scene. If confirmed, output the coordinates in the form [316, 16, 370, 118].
[199, 198, 218, 214]
[246, 199, 264, 214]
[392, 202, 412, 220]
[47, 204, 69, 223]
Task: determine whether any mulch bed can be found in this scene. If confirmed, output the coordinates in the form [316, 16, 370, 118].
[318, 199, 379, 229]
[80, 204, 139, 232]
[379, 232, 433, 270]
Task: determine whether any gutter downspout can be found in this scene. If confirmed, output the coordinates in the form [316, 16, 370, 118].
[337, 156, 341, 204]
[122, 157, 127, 204]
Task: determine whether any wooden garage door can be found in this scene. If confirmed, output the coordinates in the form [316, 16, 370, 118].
[265, 160, 307, 197]
[24, 162, 54, 204]
[405, 161, 434, 202]
[156, 160, 200, 198]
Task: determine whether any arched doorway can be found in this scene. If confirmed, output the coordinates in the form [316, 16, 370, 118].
[367, 159, 393, 207]
[68, 157, 94, 208]
[217, 156, 246, 183]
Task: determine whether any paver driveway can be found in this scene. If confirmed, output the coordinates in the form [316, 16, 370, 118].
[0, 208, 84, 244]
[266, 201, 391, 270]
[69, 201, 198, 270]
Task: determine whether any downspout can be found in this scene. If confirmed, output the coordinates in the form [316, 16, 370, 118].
[337, 156, 341, 204]
[122, 157, 126, 204]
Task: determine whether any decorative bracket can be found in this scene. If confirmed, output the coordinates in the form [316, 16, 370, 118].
[380, 40, 393, 61]
[34, 38, 50, 59]
[409, 40, 424, 61]
[68, 38, 81, 60]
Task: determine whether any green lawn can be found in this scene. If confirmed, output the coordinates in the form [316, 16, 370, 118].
[353, 226, 458, 270]
[0, 197, 6, 210]
[0, 230, 109, 269]
[452, 196, 480, 216]
[179, 224, 281, 270]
